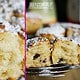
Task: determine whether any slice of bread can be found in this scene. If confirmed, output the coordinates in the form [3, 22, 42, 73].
[0, 31, 24, 80]
[27, 37, 51, 68]
[52, 39, 80, 65]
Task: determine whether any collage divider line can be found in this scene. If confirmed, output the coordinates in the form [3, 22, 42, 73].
[24, 0, 27, 80]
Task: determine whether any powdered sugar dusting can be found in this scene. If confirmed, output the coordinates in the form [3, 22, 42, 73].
[0, 0, 24, 30]
[0, 0, 24, 19]
[36, 23, 65, 37]
[0, 18, 24, 37]
[27, 37, 48, 50]
[9, 16, 24, 29]
[36, 23, 80, 45]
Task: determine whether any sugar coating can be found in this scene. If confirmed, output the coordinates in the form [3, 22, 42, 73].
[36, 23, 65, 37]
[27, 37, 48, 50]
[0, 18, 24, 37]
[36, 23, 80, 44]
[0, 0, 24, 30]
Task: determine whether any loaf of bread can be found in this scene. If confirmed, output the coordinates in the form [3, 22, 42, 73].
[26, 13, 43, 34]
[27, 18, 43, 34]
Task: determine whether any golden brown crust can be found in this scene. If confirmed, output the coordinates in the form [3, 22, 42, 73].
[39, 34, 56, 44]
[26, 18, 43, 34]
[65, 27, 80, 39]
[65, 28, 74, 37]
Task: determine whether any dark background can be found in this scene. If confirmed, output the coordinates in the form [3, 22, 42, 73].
[26, 0, 68, 22]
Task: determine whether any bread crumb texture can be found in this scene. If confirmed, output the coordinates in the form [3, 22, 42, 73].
[0, 31, 24, 80]
[52, 39, 80, 64]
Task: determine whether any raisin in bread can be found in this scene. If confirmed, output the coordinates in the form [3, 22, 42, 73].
[52, 39, 80, 65]
[27, 37, 51, 68]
